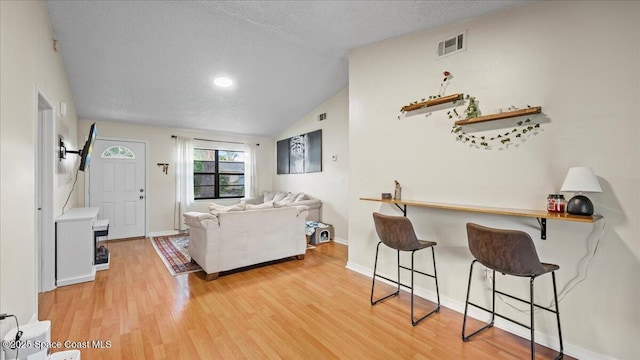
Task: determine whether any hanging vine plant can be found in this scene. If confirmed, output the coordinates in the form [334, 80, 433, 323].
[449, 105, 542, 148]
[398, 71, 460, 119]
[396, 71, 543, 148]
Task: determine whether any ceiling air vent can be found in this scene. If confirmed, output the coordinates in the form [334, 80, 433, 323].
[437, 31, 466, 59]
[318, 112, 327, 121]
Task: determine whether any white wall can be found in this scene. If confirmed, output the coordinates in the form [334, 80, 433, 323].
[348, 2, 638, 359]
[1, 0, 80, 335]
[77, 119, 274, 234]
[274, 88, 349, 242]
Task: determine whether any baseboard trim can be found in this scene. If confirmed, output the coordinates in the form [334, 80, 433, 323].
[333, 237, 348, 245]
[345, 262, 613, 360]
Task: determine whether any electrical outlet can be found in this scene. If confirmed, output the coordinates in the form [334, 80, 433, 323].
[484, 268, 493, 288]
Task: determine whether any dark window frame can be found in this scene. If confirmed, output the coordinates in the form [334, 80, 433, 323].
[194, 149, 245, 200]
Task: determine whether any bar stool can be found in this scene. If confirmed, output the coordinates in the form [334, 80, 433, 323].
[462, 223, 564, 360]
[370, 212, 440, 326]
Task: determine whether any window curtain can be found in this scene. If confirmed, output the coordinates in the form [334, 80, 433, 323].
[244, 143, 259, 198]
[174, 136, 194, 231]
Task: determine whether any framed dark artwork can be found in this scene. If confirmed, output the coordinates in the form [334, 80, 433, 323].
[276, 139, 290, 174]
[276, 129, 322, 174]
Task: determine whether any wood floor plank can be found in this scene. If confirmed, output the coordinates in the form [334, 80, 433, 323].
[39, 238, 571, 359]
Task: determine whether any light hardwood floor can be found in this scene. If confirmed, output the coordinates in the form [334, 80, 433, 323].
[39, 238, 570, 359]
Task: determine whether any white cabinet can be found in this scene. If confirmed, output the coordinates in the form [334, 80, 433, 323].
[55, 207, 99, 286]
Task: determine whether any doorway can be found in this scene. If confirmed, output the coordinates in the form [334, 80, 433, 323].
[36, 90, 55, 292]
[87, 139, 147, 239]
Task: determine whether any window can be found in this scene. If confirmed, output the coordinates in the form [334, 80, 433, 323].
[193, 149, 245, 199]
[101, 146, 135, 159]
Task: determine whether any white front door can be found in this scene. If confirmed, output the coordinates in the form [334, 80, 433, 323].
[89, 139, 146, 239]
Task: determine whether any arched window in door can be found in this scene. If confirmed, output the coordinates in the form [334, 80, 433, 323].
[101, 146, 135, 159]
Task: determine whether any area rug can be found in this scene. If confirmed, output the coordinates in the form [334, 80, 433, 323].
[150, 233, 202, 276]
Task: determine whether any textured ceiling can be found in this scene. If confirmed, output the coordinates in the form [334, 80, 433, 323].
[46, 0, 531, 137]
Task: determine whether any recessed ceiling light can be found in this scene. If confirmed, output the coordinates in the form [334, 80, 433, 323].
[213, 77, 233, 88]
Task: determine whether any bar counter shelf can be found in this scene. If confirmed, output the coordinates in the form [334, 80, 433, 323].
[360, 197, 602, 239]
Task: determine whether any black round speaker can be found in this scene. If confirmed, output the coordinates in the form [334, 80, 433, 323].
[566, 195, 594, 216]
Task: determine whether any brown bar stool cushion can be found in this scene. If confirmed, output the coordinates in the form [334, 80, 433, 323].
[373, 212, 436, 251]
[466, 223, 558, 277]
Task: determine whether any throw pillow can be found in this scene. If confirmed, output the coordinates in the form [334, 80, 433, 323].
[208, 202, 246, 214]
[272, 191, 289, 202]
[281, 192, 297, 202]
[293, 192, 306, 203]
[275, 192, 299, 207]
[274, 199, 293, 208]
[263, 191, 277, 202]
[246, 201, 275, 210]
[184, 212, 218, 221]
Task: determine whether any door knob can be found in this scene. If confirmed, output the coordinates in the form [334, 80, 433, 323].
[139, 195, 144, 200]
[139, 189, 144, 193]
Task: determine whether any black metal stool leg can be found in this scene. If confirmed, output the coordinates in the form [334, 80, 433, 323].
[370, 242, 380, 305]
[432, 247, 441, 309]
[492, 269, 496, 324]
[396, 249, 401, 293]
[371, 242, 400, 305]
[462, 261, 496, 341]
[410, 249, 440, 326]
[530, 277, 536, 360]
[462, 260, 476, 340]
[552, 272, 564, 360]
[411, 251, 415, 324]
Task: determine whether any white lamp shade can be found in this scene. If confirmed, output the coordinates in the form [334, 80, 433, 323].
[560, 167, 602, 193]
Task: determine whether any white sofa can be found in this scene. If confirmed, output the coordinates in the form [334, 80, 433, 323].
[183, 205, 309, 280]
[242, 191, 322, 222]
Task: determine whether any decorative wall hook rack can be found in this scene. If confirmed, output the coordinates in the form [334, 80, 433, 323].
[157, 163, 169, 174]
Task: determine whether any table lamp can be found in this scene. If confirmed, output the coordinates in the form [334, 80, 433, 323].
[560, 167, 602, 216]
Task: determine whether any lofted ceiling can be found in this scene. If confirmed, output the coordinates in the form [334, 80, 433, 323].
[46, 0, 531, 137]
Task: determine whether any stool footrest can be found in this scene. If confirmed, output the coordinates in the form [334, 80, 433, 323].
[374, 273, 429, 291]
[468, 301, 531, 330]
[494, 289, 558, 314]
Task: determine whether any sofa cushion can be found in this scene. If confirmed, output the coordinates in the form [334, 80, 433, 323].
[274, 199, 292, 208]
[273, 192, 297, 207]
[208, 202, 246, 214]
[246, 201, 275, 210]
[184, 212, 219, 228]
[273, 191, 289, 202]
[263, 191, 277, 202]
[185, 212, 218, 221]
[264, 191, 289, 202]
[291, 198, 320, 210]
[293, 192, 306, 203]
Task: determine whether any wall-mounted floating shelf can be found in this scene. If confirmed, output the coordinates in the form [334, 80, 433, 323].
[360, 197, 602, 240]
[454, 106, 542, 126]
[401, 93, 463, 112]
